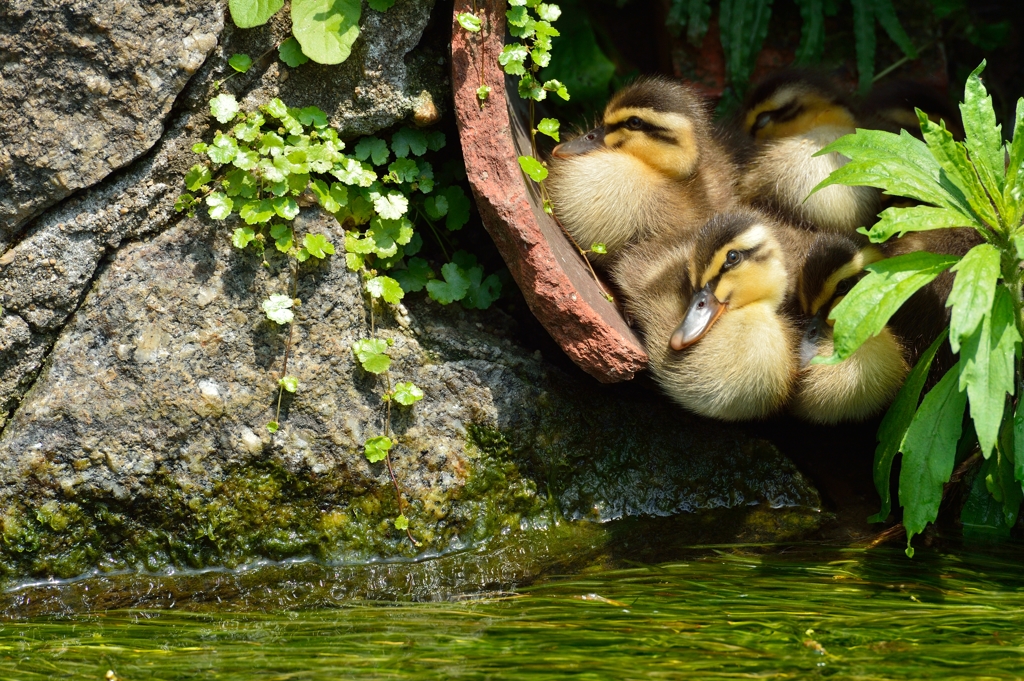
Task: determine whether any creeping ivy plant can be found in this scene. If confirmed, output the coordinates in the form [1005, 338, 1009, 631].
[811, 62, 1024, 555]
[177, 93, 499, 542]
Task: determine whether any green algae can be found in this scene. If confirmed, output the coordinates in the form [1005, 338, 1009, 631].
[4, 545, 1024, 680]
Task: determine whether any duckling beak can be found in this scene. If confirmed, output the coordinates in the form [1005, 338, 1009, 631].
[800, 312, 828, 369]
[552, 126, 606, 157]
[671, 283, 725, 351]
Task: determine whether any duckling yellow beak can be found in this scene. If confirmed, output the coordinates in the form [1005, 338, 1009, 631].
[552, 126, 606, 157]
[800, 311, 829, 369]
[671, 283, 726, 350]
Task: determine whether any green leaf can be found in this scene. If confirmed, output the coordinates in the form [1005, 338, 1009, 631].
[240, 199, 275, 224]
[267, 421, 280, 433]
[367, 0, 395, 10]
[208, 133, 239, 165]
[718, 0, 773, 87]
[426, 262, 471, 304]
[210, 93, 240, 124]
[947, 243, 1000, 353]
[271, 196, 300, 220]
[229, 0, 284, 28]
[1014, 396, 1024, 491]
[185, 164, 212, 191]
[373, 190, 409, 220]
[994, 417, 1023, 525]
[228, 53, 253, 73]
[392, 257, 432, 294]
[393, 513, 409, 530]
[537, 118, 560, 141]
[507, 6, 529, 26]
[297, 106, 328, 128]
[345, 252, 364, 271]
[919, 114, 999, 228]
[303, 233, 335, 259]
[1003, 97, 1024, 228]
[279, 375, 299, 393]
[354, 136, 390, 166]
[262, 99, 303, 135]
[813, 129, 975, 221]
[404, 231, 423, 256]
[590, 242, 607, 255]
[391, 128, 428, 158]
[278, 37, 310, 67]
[206, 192, 234, 220]
[457, 12, 482, 32]
[332, 158, 378, 187]
[392, 381, 424, 406]
[818, 252, 959, 363]
[262, 294, 294, 324]
[223, 169, 258, 199]
[291, 0, 360, 65]
[260, 131, 285, 156]
[536, 3, 561, 21]
[424, 194, 448, 220]
[387, 158, 419, 184]
[352, 338, 390, 374]
[364, 435, 393, 463]
[462, 267, 502, 310]
[960, 286, 1020, 458]
[518, 155, 548, 182]
[499, 43, 529, 76]
[231, 227, 256, 249]
[367, 216, 413, 257]
[873, 0, 916, 60]
[868, 329, 947, 523]
[366, 275, 404, 304]
[851, 0, 875, 92]
[542, 79, 569, 101]
[960, 61, 1006, 212]
[793, 0, 824, 63]
[231, 147, 259, 171]
[863, 205, 972, 243]
[518, 74, 545, 101]
[443, 186, 471, 230]
[899, 361, 968, 556]
[311, 179, 348, 212]
[476, 84, 491, 102]
[174, 194, 197, 214]
[270, 223, 293, 252]
[233, 113, 265, 142]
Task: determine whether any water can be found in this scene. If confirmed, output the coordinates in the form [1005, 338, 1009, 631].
[3, 544, 1023, 679]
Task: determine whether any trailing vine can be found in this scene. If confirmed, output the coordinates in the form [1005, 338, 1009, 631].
[176, 93, 500, 541]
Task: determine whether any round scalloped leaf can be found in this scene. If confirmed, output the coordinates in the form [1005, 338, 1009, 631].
[392, 381, 424, 406]
[228, 53, 253, 73]
[279, 375, 299, 393]
[210, 93, 240, 124]
[229, 0, 284, 28]
[278, 37, 310, 68]
[364, 435, 392, 463]
[262, 294, 294, 324]
[291, 0, 361, 65]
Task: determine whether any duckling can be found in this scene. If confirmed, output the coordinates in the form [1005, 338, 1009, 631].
[547, 76, 737, 265]
[734, 70, 880, 235]
[792, 228, 984, 423]
[860, 79, 964, 142]
[790, 234, 909, 424]
[611, 209, 814, 420]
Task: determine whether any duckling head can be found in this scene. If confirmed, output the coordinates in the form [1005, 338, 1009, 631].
[742, 70, 857, 143]
[859, 80, 964, 141]
[613, 211, 799, 421]
[791, 234, 909, 424]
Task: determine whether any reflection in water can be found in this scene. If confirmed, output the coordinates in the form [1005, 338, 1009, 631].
[3, 545, 1023, 679]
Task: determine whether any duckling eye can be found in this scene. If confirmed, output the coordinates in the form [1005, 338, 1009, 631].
[835, 278, 855, 295]
[752, 111, 773, 132]
[723, 250, 742, 269]
[626, 116, 644, 130]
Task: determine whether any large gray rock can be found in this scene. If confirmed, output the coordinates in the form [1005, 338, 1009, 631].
[0, 207, 820, 582]
[0, 0, 223, 242]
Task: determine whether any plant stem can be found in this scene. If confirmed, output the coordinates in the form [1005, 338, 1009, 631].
[275, 260, 299, 424]
[413, 205, 452, 261]
[873, 41, 934, 84]
[381, 370, 419, 546]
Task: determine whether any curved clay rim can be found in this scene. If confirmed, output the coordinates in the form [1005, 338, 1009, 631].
[450, 0, 648, 383]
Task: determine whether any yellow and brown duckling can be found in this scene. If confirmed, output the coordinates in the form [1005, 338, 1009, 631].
[734, 70, 880, 236]
[790, 234, 909, 424]
[612, 209, 814, 421]
[547, 76, 737, 265]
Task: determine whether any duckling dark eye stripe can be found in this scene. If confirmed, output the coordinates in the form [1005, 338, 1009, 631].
[765, 101, 803, 124]
[605, 121, 670, 134]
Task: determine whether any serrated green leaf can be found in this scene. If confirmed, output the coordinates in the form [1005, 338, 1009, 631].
[425, 131, 445, 152]
[873, 0, 916, 60]
[393, 381, 424, 406]
[263, 294, 294, 324]
[517, 155, 548, 182]
[278, 37, 310, 67]
[174, 193, 197, 214]
[536, 2, 561, 21]
[499, 43, 529, 76]
[852, 0, 875, 92]
[391, 128, 428, 158]
[388, 158, 419, 184]
[231, 147, 259, 171]
[994, 416, 1022, 524]
[271, 223, 293, 252]
[960, 286, 1020, 458]
[271, 196, 300, 220]
[291, 0, 360, 65]
[206, 192, 233, 220]
[303, 233, 335, 259]
[818, 251, 959, 363]
[233, 113, 265, 142]
[537, 118, 560, 141]
[443, 186, 471, 231]
[267, 420, 279, 433]
[947, 243, 1000, 353]
[210, 93, 240, 124]
[427, 262, 471, 304]
[231, 226, 256, 249]
[364, 435, 392, 462]
[392, 257, 432, 293]
[240, 199, 275, 224]
[424, 194, 448, 220]
[1014, 396, 1024, 491]
[229, 0, 284, 27]
[345, 252, 364, 271]
[393, 513, 409, 529]
[542, 79, 570, 101]
[919, 114, 999, 228]
[793, 0, 824, 63]
[590, 242, 607, 255]
[869, 329, 947, 523]
[260, 131, 285, 156]
[228, 53, 253, 73]
[279, 375, 299, 392]
[960, 61, 1006, 214]
[462, 267, 502, 310]
[863, 205, 971, 243]
[899, 361, 967, 556]
[185, 164, 212, 191]
[518, 74, 545, 101]
[1003, 97, 1024, 228]
[352, 338, 390, 374]
[332, 158, 378, 186]
[263, 98, 303, 135]
[507, 6, 529, 26]
[367, 0, 395, 10]
[366, 275, 404, 304]
[372, 190, 408, 220]
[207, 133, 239, 165]
[457, 12, 482, 32]
[297, 106, 328, 128]
[354, 136, 390, 166]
